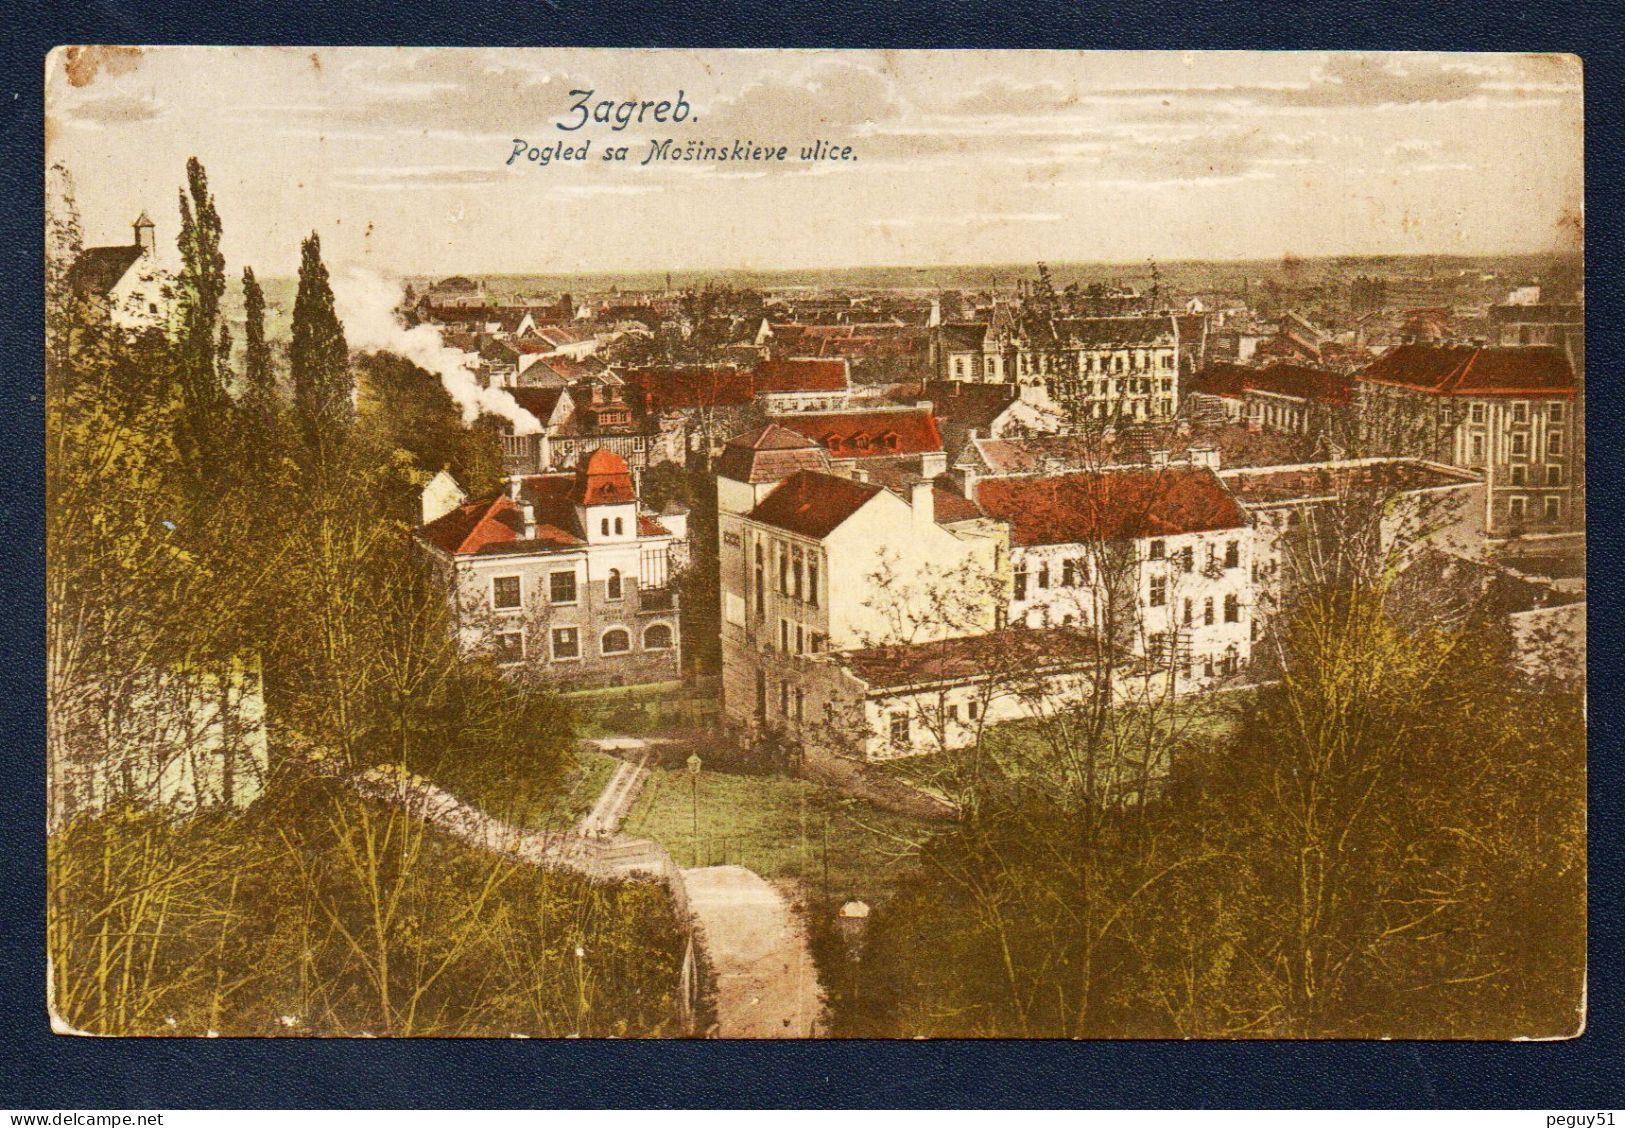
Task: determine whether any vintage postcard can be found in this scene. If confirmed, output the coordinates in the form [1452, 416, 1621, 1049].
[44, 47, 1584, 1039]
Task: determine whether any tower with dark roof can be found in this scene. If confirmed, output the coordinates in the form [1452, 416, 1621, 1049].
[133, 211, 155, 258]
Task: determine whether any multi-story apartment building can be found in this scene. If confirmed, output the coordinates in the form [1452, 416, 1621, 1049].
[1356, 343, 1579, 536]
[416, 449, 686, 690]
[1010, 315, 1181, 424]
[715, 423, 1007, 739]
[973, 464, 1254, 689]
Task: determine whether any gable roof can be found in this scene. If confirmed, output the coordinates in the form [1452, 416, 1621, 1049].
[975, 466, 1246, 546]
[69, 245, 144, 295]
[747, 469, 884, 540]
[1358, 344, 1576, 397]
[755, 358, 850, 394]
[771, 408, 944, 459]
[1191, 362, 1353, 406]
[938, 322, 989, 352]
[507, 386, 567, 425]
[417, 475, 584, 556]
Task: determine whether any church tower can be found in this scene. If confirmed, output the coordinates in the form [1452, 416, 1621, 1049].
[133, 212, 156, 258]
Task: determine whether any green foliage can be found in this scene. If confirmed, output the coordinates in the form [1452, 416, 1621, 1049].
[49, 771, 688, 1036]
[844, 590, 1586, 1039]
[174, 157, 229, 482]
[241, 266, 276, 420]
[290, 232, 352, 456]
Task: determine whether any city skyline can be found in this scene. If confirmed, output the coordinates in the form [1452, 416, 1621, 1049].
[47, 48, 1582, 278]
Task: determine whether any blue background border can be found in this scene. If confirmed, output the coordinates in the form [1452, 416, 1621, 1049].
[2, 0, 1619, 1109]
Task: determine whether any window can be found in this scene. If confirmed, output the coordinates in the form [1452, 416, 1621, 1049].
[1014, 567, 1029, 601]
[1545, 496, 1562, 520]
[1203, 656, 1215, 678]
[601, 628, 630, 654]
[1149, 575, 1167, 607]
[1180, 546, 1195, 573]
[1038, 561, 1050, 589]
[1548, 431, 1564, 457]
[1548, 402, 1566, 424]
[1224, 540, 1239, 569]
[807, 558, 819, 608]
[1148, 632, 1166, 660]
[779, 547, 789, 595]
[780, 681, 790, 717]
[889, 713, 911, 749]
[1511, 402, 1528, 424]
[1204, 597, 1215, 626]
[1062, 559, 1077, 588]
[1183, 598, 1193, 627]
[1470, 402, 1486, 424]
[792, 554, 804, 602]
[1149, 539, 1166, 561]
[549, 571, 577, 605]
[810, 633, 826, 653]
[615, 517, 624, 536]
[755, 669, 767, 720]
[1224, 594, 1240, 623]
[492, 575, 522, 611]
[967, 701, 980, 720]
[551, 627, 579, 660]
[601, 518, 610, 537]
[1509, 496, 1528, 521]
[1511, 433, 1529, 458]
[1546, 465, 1563, 486]
[1510, 466, 1527, 487]
[795, 688, 805, 724]
[796, 625, 805, 655]
[606, 568, 623, 601]
[644, 623, 673, 650]
[495, 631, 524, 664]
[754, 543, 765, 619]
[1471, 434, 1485, 461]
[780, 619, 790, 652]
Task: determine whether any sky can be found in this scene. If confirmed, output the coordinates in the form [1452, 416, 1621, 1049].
[45, 47, 1584, 279]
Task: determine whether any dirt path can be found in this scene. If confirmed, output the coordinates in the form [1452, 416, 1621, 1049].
[681, 865, 824, 1038]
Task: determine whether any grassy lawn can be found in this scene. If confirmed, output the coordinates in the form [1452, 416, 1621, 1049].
[419, 746, 622, 833]
[621, 766, 937, 909]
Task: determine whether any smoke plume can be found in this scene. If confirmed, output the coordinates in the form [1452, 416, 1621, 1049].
[332, 269, 541, 436]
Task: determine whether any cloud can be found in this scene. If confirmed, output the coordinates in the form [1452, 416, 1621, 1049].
[700, 60, 903, 138]
[950, 80, 1079, 116]
[62, 91, 167, 126]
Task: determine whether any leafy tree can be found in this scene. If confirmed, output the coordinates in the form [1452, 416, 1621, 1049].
[174, 157, 228, 481]
[241, 266, 276, 418]
[290, 232, 352, 457]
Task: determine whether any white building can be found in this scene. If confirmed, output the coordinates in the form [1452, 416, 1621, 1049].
[973, 464, 1254, 689]
[416, 450, 686, 690]
[715, 423, 1007, 739]
[67, 212, 179, 334]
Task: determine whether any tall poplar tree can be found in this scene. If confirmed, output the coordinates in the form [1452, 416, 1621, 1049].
[240, 266, 276, 420]
[290, 232, 352, 456]
[175, 157, 227, 479]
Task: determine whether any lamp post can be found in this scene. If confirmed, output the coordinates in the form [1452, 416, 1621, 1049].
[687, 752, 702, 867]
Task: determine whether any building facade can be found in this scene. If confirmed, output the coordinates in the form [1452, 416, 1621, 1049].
[417, 450, 686, 690]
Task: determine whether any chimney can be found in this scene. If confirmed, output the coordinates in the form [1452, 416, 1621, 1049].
[519, 501, 537, 539]
[1189, 445, 1220, 471]
[921, 450, 948, 478]
[910, 477, 935, 535]
[507, 477, 523, 500]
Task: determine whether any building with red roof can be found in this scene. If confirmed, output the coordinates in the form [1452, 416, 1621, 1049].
[971, 464, 1252, 687]
[753, 358, 852, 411]
[415, 449, 685, 690]
[1355, 343, 1580, 535]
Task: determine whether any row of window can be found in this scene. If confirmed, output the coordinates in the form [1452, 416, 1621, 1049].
[888, 701, 984, 748]
[1468, 400, 1567, 425]
[492, 568, 626, 611]
[1148, 538, 1241, 570]
[778, 619, 827, 655]
[1508, 496, 1565, 522]
[753, 539, 821, 618]
[494, 622, 673, 664]
[1149, 582, 1242, 624]
[1472, 431, 1566, 462]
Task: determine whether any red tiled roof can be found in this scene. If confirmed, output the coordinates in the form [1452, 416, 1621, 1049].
[718, 422, 831, 483]
[507, 386, 565, 424]
[620, 366, 756, 409]
[1191, 362, 1352, 406]
[638, 515, 671, 537]
[417, 474, 585, 556]
[572, 448, 637, 506]
[747, 469, 884, 540]
[1220, 460, 1479, 505]
[755, 358, 850, 394]
[772, 409, 944, 459]
[1359, 344, 1576, 397]
[836, 628, 1111, 691]
[976, 466, 1246, 546]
